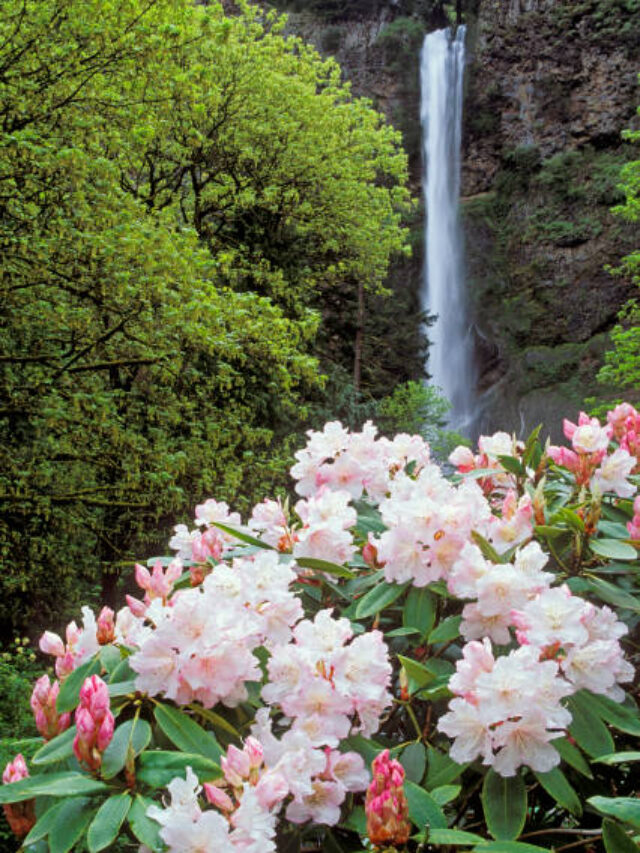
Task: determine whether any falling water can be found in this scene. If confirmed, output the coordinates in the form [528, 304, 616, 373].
[421, 26, 475, 433]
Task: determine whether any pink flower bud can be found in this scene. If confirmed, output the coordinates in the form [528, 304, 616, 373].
[73, 676, 113, 771]
[96, 607, 115, 645]
[221, 744, 251, 786]
[366, 750, 410, 848]
[97, 712, 115, 752]
[2, 756, 34, 839]
[134, 563, 152, 592]
[2, 755, 28, 785]
[126, 595, 147, 618]
[203, 783, 235, 812]
[244, 737, 264, 770]
[255, 770, 289, 810]
[39, 631, 65, 658]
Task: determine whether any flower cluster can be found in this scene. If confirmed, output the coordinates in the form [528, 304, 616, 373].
[128, 550, 303, 708]
[262, 609, 392, 744]
[39, 606, 99, 680]
[449, 431, 521, 494]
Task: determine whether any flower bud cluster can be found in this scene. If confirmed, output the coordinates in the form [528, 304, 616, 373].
[30, 674, 71, 741]
[73, 675, 114, 771]
[169, 499, 241, 579]
[365, 749, 410, 848]
[2, 755, 35, 838]
[39, 606, 99, 679]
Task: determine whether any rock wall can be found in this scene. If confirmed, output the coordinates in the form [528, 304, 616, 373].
[267, 0, 640, 439]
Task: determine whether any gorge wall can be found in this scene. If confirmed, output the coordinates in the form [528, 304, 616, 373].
[267, 0, 640, 439]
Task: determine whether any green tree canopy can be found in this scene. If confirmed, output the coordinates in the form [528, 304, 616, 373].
[0, 0, 410, 631]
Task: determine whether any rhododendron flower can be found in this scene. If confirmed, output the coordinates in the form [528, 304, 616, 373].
[30, 674, 71, 740]
[590, 447, 636, 497]
[73, 675, 115, 771]
[365, 750, 410, 847]
[2, 755, 35, 838]
[628, 495, 640, 539]
[563, 412, 612, 454]
[39, 606, 99, 679]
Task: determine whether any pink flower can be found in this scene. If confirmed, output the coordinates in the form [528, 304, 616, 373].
[96, 607, 115, 645]
[73, 676, 114, 771]
[30, 675, 71, 741]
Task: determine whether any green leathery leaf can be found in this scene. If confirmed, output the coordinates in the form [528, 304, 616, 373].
[421, 828, 484, 845]
[588, 796, 640, 829]
[154, 702, 222, 762]
[400, 742, 426, 784]
[567, 692, 615, 758]
[49, 796, 94, 853]
[397, 654, 435, 692]
[128, 794, 163, 851]
[32, 726, 75, 766]
[589, 538, 638, 561]
[295, 556, 356, 579]
[210, 521, 272, 549]
[355, 581, 409, 618]
[481, 770, 527, 841]
[430, 784, 461, 805]
[533, 767, 582, 815]
[425, 746, 468, 788]
[585, 576, 640, 612]
[87, 793, 131, 852]
[553, 737, 593, 778]
[595, 751, 640, 765]
[602, 818, 639, 852]
[136, 751, 220, 788]
[428, 614, 462, 644]
[405, 780, 447, 830]
[403, 586, 436, 640]
[23, 801, 67, 845]
[0, 772, 109, 803]
[101, 717, 151, 779]
[586, 692, 640, 736]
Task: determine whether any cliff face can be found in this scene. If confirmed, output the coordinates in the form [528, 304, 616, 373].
[268, 0, 640, 438]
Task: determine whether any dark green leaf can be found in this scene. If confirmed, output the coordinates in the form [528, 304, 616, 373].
[400, 742, 426, 784]
[295, 556, 355, 579]
[341, 735, 384, 768]
[471, 531, 502, 563]
[497, 455, 525, 476]
[587, 692, 640, 736]
[430, 784, 461, 805]
[602, 818, 639, 852]
[99, 645, 123, 674]
[428, 615, 462, 644]
[482, 770, 527, 841]
[108, 658, 136, 685]
[425, 828, 485, 845]
[588, 796, 640, 829]
[128, 794, 163, 851]
[57, 656, 102, 714]
[425, 747, 468, 788]
[595, 751, 640, 765]
[586, 577, 640, 612]
[32, 727, 75, 766]
[23, 801, 66, 845]
[49, 796, 94, 853]
[87, 793, 131, 852]
[101, 718, 151, 779]
[553, 737, 593, 778]
[154, 703, 222, 763]
[397, 655, 435, 693]
[137, 751, 220, 788]
[533, 767, 582, 815]
[403, 587, 437, 640]
[210, 521, 272, 549]
[0, 772, 109, 803]
[355, 581, 409, 618]
[470, 843, 550, 852]
[405, 780, 447, 830]
[567, 692, 615, 758]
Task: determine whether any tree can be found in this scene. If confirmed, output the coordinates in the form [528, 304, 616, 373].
[0, 0, 410, 632]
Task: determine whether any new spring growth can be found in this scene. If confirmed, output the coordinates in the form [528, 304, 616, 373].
[73, 675, 115, 771]
[2, 755, 35, 838]
[30, 674, 71, 741]
[365, 749, 410, 849]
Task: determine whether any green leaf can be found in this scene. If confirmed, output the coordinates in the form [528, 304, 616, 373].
[597, 520, 631, 539]
[552, 507, 585, 533]
[404, 780, 447, 830]
[99, 645, 123, 674]
[128, 794, 163, 851]
[210, 520, 272, 549]
[497, 455, 526, 476]
[481, 770, 527, 841]
[137, 751, 220, 788]
[522, 425, 543, 468]
[588, 796, 640, 829]
[403, 587, 437, 640]
[23, 801, 67, 845]
[295, 556, 356, 579]
[49, 796, 94, 853]
[553, 737, 593, 778]
[427, 828, 485, 845]
[471, 531, 502, 563]
[57, 656, 102, 714]
[108, 679, 138, 699]
[567, 692, 615, 758]
[340, 804, 366, 836]
[602, 818, 640, 852]
[425, 746, 468, 788]
[585, 576, 640, 612]
[154, 703, 222, 763]
[400, 742, 426, 784]
[190, 706, 242, 740]
[32, 727, 76, 766]
[341, 735, 384, 768]
[0, 772, 109, 803]
[533, 767, 582, 816]
[355, 581, 409, 618]
[586, 692, 640, 736]
[353, 500, 386, 536]
[589, 538, 638, 561]
[397, 654, 435, 692]
[430, 784, 461, 805]
[428, 615, 462, 644]
[87, 793, 131, 852]
[108, 658, 136, 685]
[471, 843, 550, 852]
[595, 751, 640, 765]
[101, 718, 151, 779]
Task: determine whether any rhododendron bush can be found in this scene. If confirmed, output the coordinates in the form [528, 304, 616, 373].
[2, 407, 640, 853]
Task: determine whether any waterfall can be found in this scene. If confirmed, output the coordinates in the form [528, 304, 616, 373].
[420, 26, 475, 433]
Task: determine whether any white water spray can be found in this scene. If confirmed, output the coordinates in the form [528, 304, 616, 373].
[421, 26, 475, 433]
